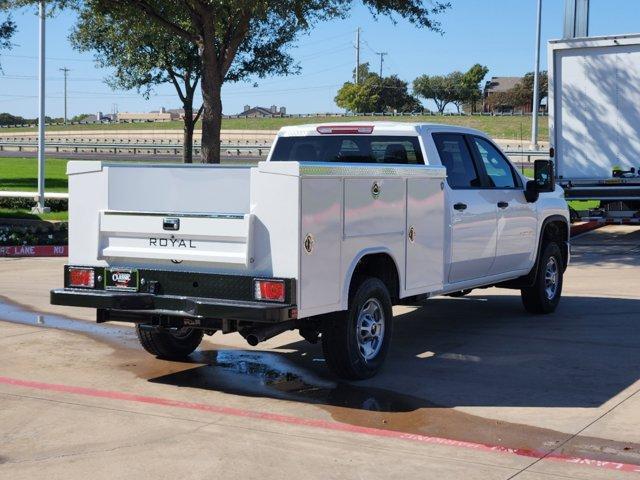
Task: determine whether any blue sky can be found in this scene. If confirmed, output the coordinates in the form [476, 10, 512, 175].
[1, 0, 640, 118]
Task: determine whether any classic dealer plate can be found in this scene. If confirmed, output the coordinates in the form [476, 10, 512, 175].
[105, 268, 139, 291]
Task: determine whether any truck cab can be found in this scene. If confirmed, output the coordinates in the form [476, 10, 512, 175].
[51, 122, 569, 379]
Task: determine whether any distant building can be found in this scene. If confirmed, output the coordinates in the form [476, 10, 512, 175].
[76, 111, 115, 123]
[117, 107, 175, 122]
[483, 76, 531, 114]
[166, 108, 203, 120]
[237, 105, 287, 117]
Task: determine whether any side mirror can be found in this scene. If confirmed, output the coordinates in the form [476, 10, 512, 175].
[525, 159, 555, 203]
[534, 159, 555, 192]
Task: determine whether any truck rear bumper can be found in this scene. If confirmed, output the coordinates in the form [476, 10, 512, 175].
[50, 288, 297, 323]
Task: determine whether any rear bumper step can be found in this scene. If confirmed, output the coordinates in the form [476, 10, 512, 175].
[50, 288, 297, 323]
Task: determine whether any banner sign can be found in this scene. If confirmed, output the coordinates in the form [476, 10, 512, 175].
[0, 245, 68, 257]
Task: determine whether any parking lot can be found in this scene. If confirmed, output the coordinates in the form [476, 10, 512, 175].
[1, 224, 639, 479]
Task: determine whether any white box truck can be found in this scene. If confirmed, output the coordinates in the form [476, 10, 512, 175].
[51, 122, 569, 379]
[549, 34, 640, 220]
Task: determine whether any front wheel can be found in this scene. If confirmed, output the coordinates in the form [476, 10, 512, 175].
[136, 324, 203, 359]
[321, 277, 393, 380]
[521, 242, 564, 314]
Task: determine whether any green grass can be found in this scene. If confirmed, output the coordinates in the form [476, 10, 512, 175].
[2, 115, 549, 141]
[567, 200, 600, 210]
[0, 157, 69, 192]
[0, 208, 68, 221]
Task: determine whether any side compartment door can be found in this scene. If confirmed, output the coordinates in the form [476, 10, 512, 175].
[299, 177, 342, 311]
[432, 133, 497, 284]
[405, 177, 444, 291]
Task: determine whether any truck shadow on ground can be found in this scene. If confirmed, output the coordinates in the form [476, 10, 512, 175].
[148, 293, 640, 412]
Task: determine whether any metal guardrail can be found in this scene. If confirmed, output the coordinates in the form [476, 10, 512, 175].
[0, 140, 269, 157]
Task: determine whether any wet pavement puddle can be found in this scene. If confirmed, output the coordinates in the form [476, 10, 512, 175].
[1, 296, 640, 466]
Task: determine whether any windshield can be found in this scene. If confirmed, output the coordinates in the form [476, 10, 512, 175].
[270, 135, 424, 165]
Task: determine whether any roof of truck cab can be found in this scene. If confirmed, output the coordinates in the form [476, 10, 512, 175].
[276, 121, 488, 137]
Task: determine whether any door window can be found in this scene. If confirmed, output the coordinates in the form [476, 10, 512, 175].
[432, 133, 481, 189]
[471, 137, 519, 188]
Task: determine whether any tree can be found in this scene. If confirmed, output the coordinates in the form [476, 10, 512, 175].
[0, 112, 26, 126]
[520, 71, 548, 110]
[335, 80, 380, 113]
[70, 113, 91, 122]
[70, 7, 203, 162]
[460, 63, 488, 113]
[335, 63, 421, 113]
[413, 74, 457, 113]
[448, 71, 465, 113]
[379, 75, 422, 112]
[0, 2, 16, 70]
[414, 65, 488, 114]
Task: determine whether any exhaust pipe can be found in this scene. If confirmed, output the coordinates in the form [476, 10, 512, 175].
[243, 320, 296, 346]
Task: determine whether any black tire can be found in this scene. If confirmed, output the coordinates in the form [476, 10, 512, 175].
[135, 324, 203, 359]
[321, 277, 393, 380]
[521, 242, 564, 314]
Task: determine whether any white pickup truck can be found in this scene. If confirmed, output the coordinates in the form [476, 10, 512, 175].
[51, 122, 569, 379]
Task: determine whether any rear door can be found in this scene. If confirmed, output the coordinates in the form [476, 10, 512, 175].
[432, 133, 497, 284]
[468, 136, 537, 274]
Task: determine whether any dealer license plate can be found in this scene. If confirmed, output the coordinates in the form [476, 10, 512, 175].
[105, 268, 139, 291]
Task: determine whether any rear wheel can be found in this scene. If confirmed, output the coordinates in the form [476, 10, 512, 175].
[521, 242, 564, 314]
[136, 324, 203, 359]
[322, 277, 393, 380]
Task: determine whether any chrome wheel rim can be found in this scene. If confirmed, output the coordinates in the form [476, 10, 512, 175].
[544, 257, 559, 300]
[356, 298, 385, 361]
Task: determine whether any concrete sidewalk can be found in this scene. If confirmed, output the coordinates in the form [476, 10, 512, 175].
[1, 225, 639, 479]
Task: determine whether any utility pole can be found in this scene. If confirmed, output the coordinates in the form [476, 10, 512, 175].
[33, 0, 48, 213]
[355, 27, 360, 84]
[376, 52, 387, 77]
[530, 0, 542, 150]
[563, 0, 589, 38]
[59, 67, 70, 125]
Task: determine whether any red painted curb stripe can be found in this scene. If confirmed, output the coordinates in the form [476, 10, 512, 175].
[570, 221, 602, 237]
[0, 376, 638, 474]
[0, 245, 67, 257]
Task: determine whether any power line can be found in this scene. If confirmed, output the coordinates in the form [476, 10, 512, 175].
[0, 53, 95, 62]
[0, 74, 104, 81]
[296, 30, 356, 48]
[297, 44, 352, 61]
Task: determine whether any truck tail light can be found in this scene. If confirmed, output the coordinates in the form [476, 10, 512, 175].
[254, 279, 285, 302]
[68, 267, 95, 288]
[316, 125, 374, 135]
